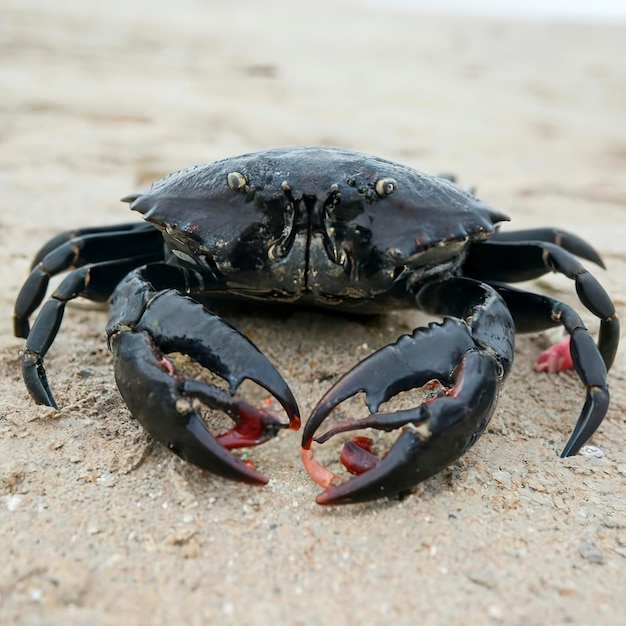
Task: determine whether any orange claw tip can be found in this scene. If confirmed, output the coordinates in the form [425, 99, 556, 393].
[300, 447, 340, 489]
[275, 394, 300, 430]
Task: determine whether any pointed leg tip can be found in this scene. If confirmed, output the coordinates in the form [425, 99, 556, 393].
[22, 357, 58, 408]
[559, 386, 609, 459]
[559, 437, 579, 457]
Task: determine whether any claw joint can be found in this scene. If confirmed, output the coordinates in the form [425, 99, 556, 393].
[406, 421, 432, 440]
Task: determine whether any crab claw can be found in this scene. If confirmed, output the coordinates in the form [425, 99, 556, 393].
[109, 289, 300, 484]
[301, 318, 502, 504]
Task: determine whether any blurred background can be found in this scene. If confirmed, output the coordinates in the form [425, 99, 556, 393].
[1, 1, 625, 624]
[3, 0, 625, 261]
[370, 0, 626, 22]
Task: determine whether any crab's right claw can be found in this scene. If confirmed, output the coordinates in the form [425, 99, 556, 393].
[301, 319, 502, 505]
[110, 290, 300, 484]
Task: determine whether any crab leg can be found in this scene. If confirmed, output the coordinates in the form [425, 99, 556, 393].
[107, 267, 300, 483]
[20, 256, 158, 407]
[488, 227, 605, 267]
[464, 239, 619, 369]
[490, 284, 611, 457]
[14, 222, 161, 338]
[28, 221, 155, 269]
[302, 278, 515, 505]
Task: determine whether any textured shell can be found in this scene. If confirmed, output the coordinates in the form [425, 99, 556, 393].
[128, 146, 508, 266]
[123, 147, 509, 310]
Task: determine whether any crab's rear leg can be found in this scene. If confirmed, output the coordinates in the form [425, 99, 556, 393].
[449, 238, 616, 455]
[464, 239, 619, 370]
[302, 278, 515, 505]
[107, 266, 300, 484]
[490, 284, 611, 457]
[21, 256, 157, 407]
[28, 222, 155, 269]
[14, 221, 161, 338]
[488, 227, 605, 268]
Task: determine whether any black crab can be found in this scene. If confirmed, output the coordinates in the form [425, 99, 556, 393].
[14, 147, 619, 504]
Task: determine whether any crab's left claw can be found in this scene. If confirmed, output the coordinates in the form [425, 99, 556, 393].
[301, 318, 504, 504]
[109, 285, 300, 484]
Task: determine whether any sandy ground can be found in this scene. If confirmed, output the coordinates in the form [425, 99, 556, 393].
[1, 1, 625, 624]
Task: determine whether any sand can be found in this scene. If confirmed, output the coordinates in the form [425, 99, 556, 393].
[1, 1, 625, 624]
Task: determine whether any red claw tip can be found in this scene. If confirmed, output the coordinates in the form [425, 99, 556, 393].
[340, 437, 380, 475]
[535, 336, 573, 372]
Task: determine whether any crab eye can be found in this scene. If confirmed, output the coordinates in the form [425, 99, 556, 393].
[227, 171, 247, 190]
[375, 178, 397, 196]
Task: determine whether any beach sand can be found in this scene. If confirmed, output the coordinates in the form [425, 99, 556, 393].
[1, 1, 625, 624]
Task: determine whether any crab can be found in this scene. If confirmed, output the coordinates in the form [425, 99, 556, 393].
[14, 147, 619, 505]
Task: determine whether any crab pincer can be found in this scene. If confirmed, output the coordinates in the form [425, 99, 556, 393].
[302, 324, 504, 504]
[108, 276, 300, 483]
[302, 279, 516, 505]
